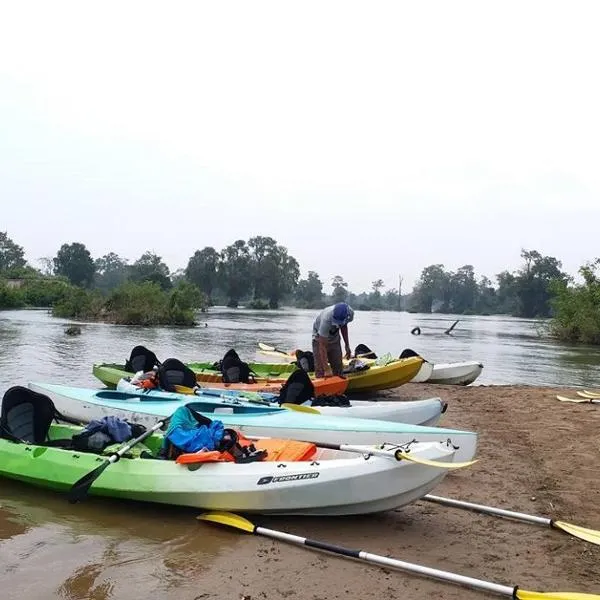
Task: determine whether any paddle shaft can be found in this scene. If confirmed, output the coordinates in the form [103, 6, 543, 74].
[255, 525, 515, 598]
[424, 494, 551, 527]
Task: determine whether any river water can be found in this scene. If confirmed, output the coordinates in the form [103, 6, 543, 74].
[1, 307, 599, 599]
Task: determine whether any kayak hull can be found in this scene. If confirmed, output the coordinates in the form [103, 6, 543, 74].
[191, 356, 425, 393]
[421, 362, 484, 386]
[29, 383, 477, 462]
[0, 424, 457, 516]
[92, 363, 347, 396]
[114, 379, 445, 426]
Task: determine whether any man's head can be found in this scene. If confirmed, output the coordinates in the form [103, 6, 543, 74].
[332, 302, 354, 326]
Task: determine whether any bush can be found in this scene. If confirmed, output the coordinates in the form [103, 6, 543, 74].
[0, 282, 24, 309]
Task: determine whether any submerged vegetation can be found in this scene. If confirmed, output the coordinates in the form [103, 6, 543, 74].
[0, 230, 599, 342]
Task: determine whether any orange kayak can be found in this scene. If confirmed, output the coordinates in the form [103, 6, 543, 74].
[194, 372, 349, 396]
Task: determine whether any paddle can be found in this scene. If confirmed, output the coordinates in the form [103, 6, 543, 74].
[172, 385, 319, 413]
[299, 440, 477, 469]
[173, 384, 273, 406]
[198, 512, 600, 599]
[556, 395, 600, 404]
[280, 403, 321, 414]
[423, 494, 600, 546]
[584, 389, 600, 397]
[67, 418, 168, 504]
[577, 390, 600, 399]
[258, 342, 291, 356]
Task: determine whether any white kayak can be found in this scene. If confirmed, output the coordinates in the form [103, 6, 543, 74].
[1, 418, 460, 516]
[29, 382, 478, 462]
[114, 379, 446, 426]
[420, 361, 484, 385]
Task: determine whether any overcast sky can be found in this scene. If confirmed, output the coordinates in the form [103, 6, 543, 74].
[1, 1, 599, 293]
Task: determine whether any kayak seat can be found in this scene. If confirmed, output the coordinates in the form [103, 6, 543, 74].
[0, 386, 73, 446]
[277, 368, 315, 405]
[125, 345, 161, 373]
[158, 358, 197, 391]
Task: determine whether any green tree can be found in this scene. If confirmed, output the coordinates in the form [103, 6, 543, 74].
[53, 242, 96, 287]
[410, 264, 449, 312]
[475, 275, 497, 314]
[94, 252, 129, 293]
[549, 259, 600, 344]
[185, 247, 220, 303]
[331, 275, 348, 303]
[448, 265, 478, 314]
[370, 279, 385, 309]
[0, 231, 27, 274]
[220, 240, 252, 307]
[130, 252, 172, 290]
[248, 236, 299, 308]
[295, 271, 324, 308]
[514, 249, 567, 318]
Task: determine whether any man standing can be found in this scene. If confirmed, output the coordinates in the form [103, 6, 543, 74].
[312, 302, 354, 377]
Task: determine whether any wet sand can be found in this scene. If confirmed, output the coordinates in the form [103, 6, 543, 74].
[1, 384, 600, 599]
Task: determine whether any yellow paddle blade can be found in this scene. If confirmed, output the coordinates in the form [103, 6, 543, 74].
[281, 403, 321, 414]
[395, 451, 478, 469]
[584, 389, 600, 397]
[554, 521, 600, 546]
[517, 590, 600, 600]
[578, 391, 600, 399]
[197, 511, 255, 533]
[174, 385, 196, 395]
[556, 395, 588, 403]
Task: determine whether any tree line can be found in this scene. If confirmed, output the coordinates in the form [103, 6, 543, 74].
[1, 231, 599, 343]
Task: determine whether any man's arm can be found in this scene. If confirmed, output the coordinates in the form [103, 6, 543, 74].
[340, 324, 351, 359]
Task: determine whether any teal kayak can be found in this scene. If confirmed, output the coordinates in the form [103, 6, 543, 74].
[29, 382, 477, 462]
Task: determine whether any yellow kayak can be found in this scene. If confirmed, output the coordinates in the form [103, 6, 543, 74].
[256, 344, 423, 393]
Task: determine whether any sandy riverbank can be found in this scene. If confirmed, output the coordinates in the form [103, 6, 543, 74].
[195, 383, 600, 599]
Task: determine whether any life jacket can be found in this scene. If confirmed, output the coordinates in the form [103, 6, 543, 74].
[125, 345, 161, 373]
[176, 435, 316, 464]
[277, 368, 315, 405]
[354, 343, 377, 359]
[294, 349, 315, 372]
[220, 349, 256, 384]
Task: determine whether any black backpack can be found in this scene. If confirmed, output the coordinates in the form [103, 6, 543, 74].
[294, 349, 315, 373]
[158, 358, 198, 391]
[221, 349, 255, 384]
[125, 345, 161, 373]
[0, 386, 78, 446]
[277, 368, 315, 405]
[354, 343, 377, 359]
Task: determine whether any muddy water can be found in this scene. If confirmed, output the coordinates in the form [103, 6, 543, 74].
[1, 307, 599, 599]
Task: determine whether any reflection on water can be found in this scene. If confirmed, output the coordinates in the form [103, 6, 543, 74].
[1, 307, 600, 598]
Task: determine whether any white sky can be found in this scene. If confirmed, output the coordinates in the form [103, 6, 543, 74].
[1, 0, 599, 293]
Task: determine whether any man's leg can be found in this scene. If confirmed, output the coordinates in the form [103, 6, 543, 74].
[312, 338, 326, 377]
[327, 337, 344, 376]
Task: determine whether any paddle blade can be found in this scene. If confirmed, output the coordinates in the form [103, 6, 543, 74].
[395, 451, 477, 469]
[584, 390, 600, 398]
[553, 521, 600, 546]
[174, 385, 196, 395]
[68, 460, 109, 504]
[517, 590, 600, 600]
[556, 395, 588, 403]
[281, 403, 321, 414]
[197, 511, 255, 533]
[258, 342, 275, 352]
